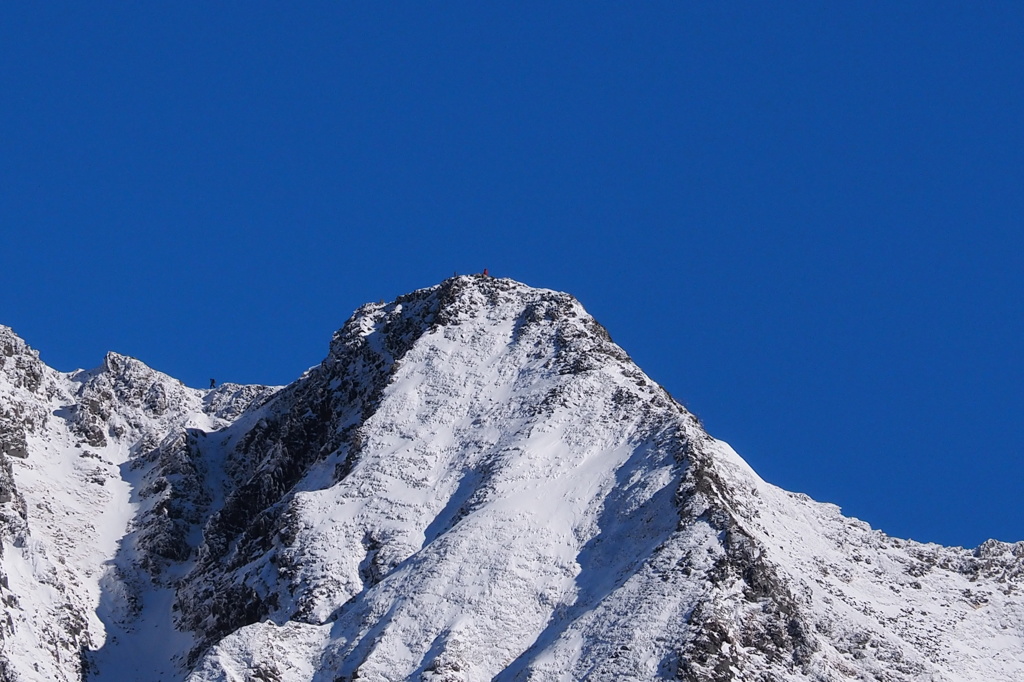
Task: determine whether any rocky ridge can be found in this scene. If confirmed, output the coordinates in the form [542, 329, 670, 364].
[0, 277, 1021, 681]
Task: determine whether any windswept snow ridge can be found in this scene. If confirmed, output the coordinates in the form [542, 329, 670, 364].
[0, 276, 1021, 681]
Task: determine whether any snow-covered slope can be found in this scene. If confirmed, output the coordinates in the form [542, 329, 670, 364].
[0, 276, 1021, 681]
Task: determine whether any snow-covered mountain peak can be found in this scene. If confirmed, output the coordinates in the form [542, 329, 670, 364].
[0, 278, 1021, 681]
[329, 275, 588, 362]
[326, 275, 632, 398]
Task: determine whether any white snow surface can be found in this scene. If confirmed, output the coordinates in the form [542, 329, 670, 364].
[0, 276, 1021, 682]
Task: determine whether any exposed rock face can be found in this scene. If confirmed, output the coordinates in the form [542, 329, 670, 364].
[0, 280, 1021, 682]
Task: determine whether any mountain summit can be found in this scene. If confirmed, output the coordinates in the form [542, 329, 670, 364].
[0, 276, 1021, 681]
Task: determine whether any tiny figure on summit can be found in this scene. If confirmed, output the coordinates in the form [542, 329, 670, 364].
[483, 268, 489, 277]
[210, 378, 216, 389]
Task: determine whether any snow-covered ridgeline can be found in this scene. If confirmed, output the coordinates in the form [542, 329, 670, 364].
[0, 276, 1022, 681]
[0, 326, 277, 681]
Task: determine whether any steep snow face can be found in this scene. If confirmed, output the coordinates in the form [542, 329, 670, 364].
[1, 278, 1023, 682]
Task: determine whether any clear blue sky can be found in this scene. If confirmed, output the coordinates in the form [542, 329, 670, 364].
[2, 4, 1021, 549]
